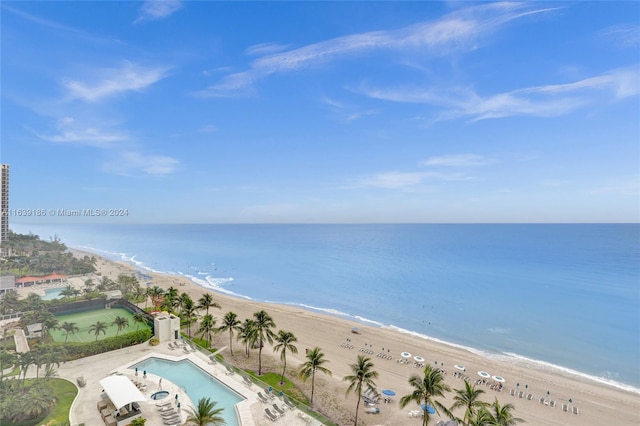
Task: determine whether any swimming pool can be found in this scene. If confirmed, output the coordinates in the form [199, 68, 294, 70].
[131, 357, 244, 426]
[42, 287, 65, 300]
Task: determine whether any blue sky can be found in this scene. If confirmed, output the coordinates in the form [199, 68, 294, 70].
[2, 1, 639, 224]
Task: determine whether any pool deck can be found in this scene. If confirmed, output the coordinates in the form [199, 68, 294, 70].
[54, 341, 322, 426]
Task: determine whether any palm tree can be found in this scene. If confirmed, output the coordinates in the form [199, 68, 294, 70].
[343, 355, 378, 426]
[485, 398, 524, 426]
[399, 365, 451, 426]
[298, 347, 332, 407]
[89, 320, 108, 341]
[181, 296, 197, 337]
[273, 330, 298, 384]
[112, 316, 130, 337]
[468, 408, 495, 426]
[132, 312, 147, 331]
[217, 312, 241, 356]
[253, 310, 277, 375]
[59, 284, 76, 299]
[239, 319, 257, 358]
[198, 293, 221, 315]
[451, 380, 489, 425]
[149, 285, 164, 310]
[198, 314, 217, 345]
[184, 397, 226, 426]
[60, 321, 79, 343]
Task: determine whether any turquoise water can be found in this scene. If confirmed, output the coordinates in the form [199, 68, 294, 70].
[41, 287, 65, 300]
[131, 357, 244, 426]
[17, 223, 640, 391]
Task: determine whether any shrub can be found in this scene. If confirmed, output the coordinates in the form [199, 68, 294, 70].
[56, 329, 152, 361]
[149, 337, 159, 346]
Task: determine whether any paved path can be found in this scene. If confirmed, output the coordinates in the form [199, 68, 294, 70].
[13, 329, 30, 353]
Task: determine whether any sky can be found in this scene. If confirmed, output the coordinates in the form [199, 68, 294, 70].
[1, 1, 639, 224]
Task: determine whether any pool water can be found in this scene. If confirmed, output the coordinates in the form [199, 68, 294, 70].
[42, 287, 65, 300]
[131, 358, 244, 426]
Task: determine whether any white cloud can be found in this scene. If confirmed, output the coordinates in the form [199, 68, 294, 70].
[103, 151, 179, 176]
[34, 116, 127, 147]
[136, 0, 182, 23]
[358, 66, 640, 121]
[245, 42, 291, 56]
[421, 154, 496, 167]
[356, 171, 474, 189]
[599, 23, 640, 49]
[198, 3, 556, 97]
[63, 62, 167, 102]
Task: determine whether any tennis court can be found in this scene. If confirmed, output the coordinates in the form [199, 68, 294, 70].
[50, 308, 150, 343]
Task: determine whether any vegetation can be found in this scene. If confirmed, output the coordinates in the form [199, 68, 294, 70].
[451, 380, 489, 425]
[88, 321, 108, 341]
[112, 315, 130, 337]
[273, 330, 298, 385]
[343, 355, 378, 426]
[183, 397, 226, 426]
[298, 346, 332, 408]
[0, 232, 96, 276]
[252, 310, 277, 376]
[217, 311, 241, 356]
[400, 365, 451, 426]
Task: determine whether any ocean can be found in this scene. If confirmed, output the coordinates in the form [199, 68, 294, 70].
[13, 223, 640, 392]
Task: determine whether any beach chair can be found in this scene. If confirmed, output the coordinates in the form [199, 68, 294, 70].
[509, 389, 516, 396]
[257, 392, 270, 403]
[264, 408, 279, 421]
[273, 403, 286, 416]
[242, 375, 253, 387]
[283, 398, 296, 409]
[225, 366, 235, 375]
[562, 403, 568, 412]
[539, 397, 545, 404]
[518, 391, 524, 398]
[572, 406, 579, 415]
[549, 400, 556, 408]
[156, 399, 173, 407]
[526, 393, 533, 400]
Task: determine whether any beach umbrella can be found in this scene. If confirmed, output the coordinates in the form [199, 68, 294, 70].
[477, 371, 491, 379]
[175, 394, 179, 401]
[492, 375, 506, 383]
[420, 403, 436, 414]
[414, 356, 425, 363]
[454, 364, 466, 371]
[401, 352, 411, 358]
[382, 390, 396, 396]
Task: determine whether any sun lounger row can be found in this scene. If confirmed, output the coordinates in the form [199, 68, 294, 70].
[263, 404, 288, 421]
[539, 398, 556, 408]
[561, 403, 579, 414]
[340, 343, 354, 349]
[376, 352, 393, 360]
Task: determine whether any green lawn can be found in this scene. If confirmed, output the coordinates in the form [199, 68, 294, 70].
[38, 378, 77, 426]
[49, 308, 150, 343]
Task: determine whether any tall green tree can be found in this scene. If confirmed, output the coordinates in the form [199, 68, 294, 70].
[253, 310, 277, 375]
[112, 316, 130, 337]
[485, 398, 524, 426]
[89, 321, 108, 341]
[238, 319, 257, 358]
[60, 321, 79, 343]
[217, 312, 241, 356]
[197, 293, 221, 315]
[400, 365, 452, 426]
[198, 314, 217, 345]
[451, 380, 489, 425]
[273, 330, 298, 385]
[181, 295, 197, 337]
[184, 397, 226, 426]
[298, 347, 332, 408]
[132, 312, 147, 331]
[343, 355, 378, 426]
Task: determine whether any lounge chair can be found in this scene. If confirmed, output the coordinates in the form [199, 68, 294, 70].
[242, 375, 253, 387]
[161, 410, 179, 418]
[526, 393, 533, 400]
[572, 406, 579, 415]
[549, 400, 556, 408]
[509, 389, 516, 396]
[273, 403, 286, 416]
[163, 417, 181, 425]
[156, 399, 173, 407]
[283, 398, 295, 409]
[364, 406, 380, 414]
[562, 403, 568, 412]
[264, 408, 279, 421]
[539, 397, 545, 404]
[257, 392, 270, 403]
[226, 366, 235, 375]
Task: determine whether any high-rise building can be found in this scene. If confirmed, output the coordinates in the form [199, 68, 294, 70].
[0, 164, 8, 256]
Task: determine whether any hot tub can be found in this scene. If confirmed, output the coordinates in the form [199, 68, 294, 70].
[151, 390, 170, 400]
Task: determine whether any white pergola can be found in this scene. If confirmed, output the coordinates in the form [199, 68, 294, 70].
[99, 375, 146, 410]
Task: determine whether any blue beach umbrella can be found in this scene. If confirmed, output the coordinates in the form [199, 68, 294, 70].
[382, 389, 396, 396]
[420, 403, 436, 414]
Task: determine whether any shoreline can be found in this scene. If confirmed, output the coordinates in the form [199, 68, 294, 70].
[77, 244, 640, 395]
[54, 247, 640, 425]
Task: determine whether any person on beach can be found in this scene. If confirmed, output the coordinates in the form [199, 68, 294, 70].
[159, 378, 162, 389]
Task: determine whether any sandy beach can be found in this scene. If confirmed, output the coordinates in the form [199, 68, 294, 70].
[46, 252, 639, 425]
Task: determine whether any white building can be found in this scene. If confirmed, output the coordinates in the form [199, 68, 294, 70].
[153, 313, 180, 342]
